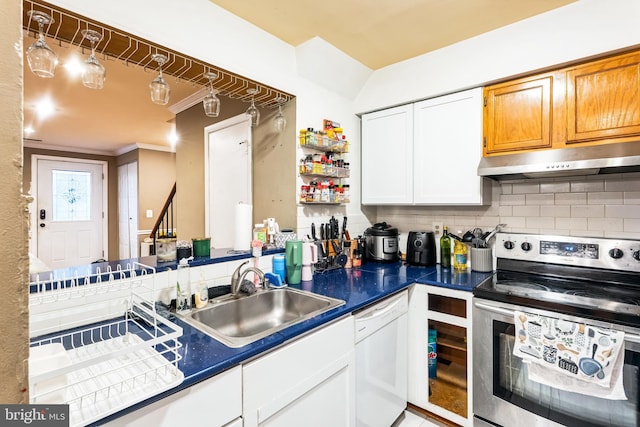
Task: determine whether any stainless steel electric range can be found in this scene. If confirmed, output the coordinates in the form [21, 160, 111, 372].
[473, 233, 640, 427]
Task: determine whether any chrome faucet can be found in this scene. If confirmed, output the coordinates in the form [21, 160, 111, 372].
[230, 260, 266, 296]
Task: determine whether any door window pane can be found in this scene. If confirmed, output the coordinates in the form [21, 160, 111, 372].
[52, 170, 91, 221]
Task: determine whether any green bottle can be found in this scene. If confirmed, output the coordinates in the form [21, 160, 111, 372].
[440, 226, 451, 268]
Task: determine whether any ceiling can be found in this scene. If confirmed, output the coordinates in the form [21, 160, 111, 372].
[23, 0, 576, 154]
[23, 38, 201, 154]
[207, 0, 576, 70]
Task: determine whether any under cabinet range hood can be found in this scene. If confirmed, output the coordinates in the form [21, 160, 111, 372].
[477, 141, 640, 180]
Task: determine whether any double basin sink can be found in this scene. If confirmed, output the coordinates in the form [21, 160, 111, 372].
[177, 287, 345, 347]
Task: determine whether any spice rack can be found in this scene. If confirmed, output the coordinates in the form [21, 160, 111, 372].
[299, 123, 350, 205]
[29, 263, 184, 427]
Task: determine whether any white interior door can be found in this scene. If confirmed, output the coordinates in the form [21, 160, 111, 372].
[118, 162, 138, 259]
[205, 114, 252, 249]
[34, 156, 107, 269]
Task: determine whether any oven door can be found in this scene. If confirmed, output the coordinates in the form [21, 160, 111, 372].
[473, 297, 640, 427]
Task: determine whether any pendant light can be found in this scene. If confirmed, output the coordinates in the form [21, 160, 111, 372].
[245, 89, 260, 127]
[149, 54, 170, 105]
[273, 97, 287, 133]
[202, 72, 221, 117]
[81, 29, 106, 89]
[26, 11, 58, 78]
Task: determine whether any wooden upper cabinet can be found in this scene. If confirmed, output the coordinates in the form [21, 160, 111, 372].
[483, 75, 555, 155]
[566, 51, 640, 144]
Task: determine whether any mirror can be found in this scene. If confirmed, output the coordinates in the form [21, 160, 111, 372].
[23, 2, 296, 273]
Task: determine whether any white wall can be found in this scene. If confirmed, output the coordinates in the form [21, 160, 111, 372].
[355, 0, 640, 113]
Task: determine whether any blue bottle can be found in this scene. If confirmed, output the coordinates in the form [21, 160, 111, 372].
[272, 254, 286, 284]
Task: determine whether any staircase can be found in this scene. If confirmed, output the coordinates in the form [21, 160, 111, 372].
[149, 182, 176, 255]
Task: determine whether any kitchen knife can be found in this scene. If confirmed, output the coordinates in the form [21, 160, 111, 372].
[320, 224, 325, 240]
[311, 223, 317, 241]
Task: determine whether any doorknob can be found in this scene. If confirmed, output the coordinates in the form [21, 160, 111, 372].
[40, 223, 45, 228]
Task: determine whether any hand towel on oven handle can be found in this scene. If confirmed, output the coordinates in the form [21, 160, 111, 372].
[513, 311, 625, 390]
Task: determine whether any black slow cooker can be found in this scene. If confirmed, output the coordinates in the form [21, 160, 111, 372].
[363, 222, 399, 262]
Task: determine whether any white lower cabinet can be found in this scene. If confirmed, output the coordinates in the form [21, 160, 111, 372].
[242, 316, 356, 427]
[408, 285, 473, 426]
[104, 365, 242, 426]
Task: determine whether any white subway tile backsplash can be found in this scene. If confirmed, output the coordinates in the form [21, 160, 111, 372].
[513, 205, 540, 217]
[571, 205, 605, 218]
[572, 229, 604, 237]
[556, 217, 587, 230]
[624, 219, 640, 232]
[540, 205, 571, 217]
[605, 175, 640, 192]
[571, 179, 604, 193]
[371, 174, 640, 241]
[587, 192, 623, 205]
[540, 181, 570, 193]
[526, 217, 555, 229]
[512, 182, 540, 194]
[499, 206, 513, 216]
[555, 192, 587, 205]
[499, 216, 526, 228]
[588, 217, 624, 232]
[624, 192, 640, 205]
[606, 205, 640, 218]
[500, 194, 526, 205]
[526, 193, 555, 205]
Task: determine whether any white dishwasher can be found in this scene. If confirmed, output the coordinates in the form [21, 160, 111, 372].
[355, 289, 408, 427]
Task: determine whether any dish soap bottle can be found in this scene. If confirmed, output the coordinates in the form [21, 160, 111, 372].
[194, 273, 208, 309]
[176, 258, 192, 313]
[453, 231, 468, 271]
[440, 226, 451, 269]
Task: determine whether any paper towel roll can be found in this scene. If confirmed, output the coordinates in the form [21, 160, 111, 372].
[234, 203, 253, 251]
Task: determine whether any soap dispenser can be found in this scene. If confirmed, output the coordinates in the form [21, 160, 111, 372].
[194, 273, 209, 309]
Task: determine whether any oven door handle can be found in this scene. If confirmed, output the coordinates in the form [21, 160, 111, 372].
[473, 301, 640, 344]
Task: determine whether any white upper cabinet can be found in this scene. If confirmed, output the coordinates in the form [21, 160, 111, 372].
[413, 88, 487, 205]
[361, 88, 489, 206]
[361, 104, 414, 205]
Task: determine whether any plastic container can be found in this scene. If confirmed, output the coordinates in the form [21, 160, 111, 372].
[453, 234, 468, 271]
[428, 329, 437, 379]
[192, 238, 211, 257]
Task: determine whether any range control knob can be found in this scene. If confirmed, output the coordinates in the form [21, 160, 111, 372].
[609, 248, 624, 259]
[633, 251, 640, 261]
[521, 242, 532, 252]
[504, 241, 515, 250]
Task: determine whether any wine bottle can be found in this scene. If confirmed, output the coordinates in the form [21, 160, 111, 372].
[440, 226, 451, 268]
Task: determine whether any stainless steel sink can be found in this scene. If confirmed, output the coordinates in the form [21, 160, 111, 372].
[177, 287, 345, 347]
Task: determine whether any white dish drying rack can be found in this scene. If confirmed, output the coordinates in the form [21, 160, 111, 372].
[29, 262, 184, 427]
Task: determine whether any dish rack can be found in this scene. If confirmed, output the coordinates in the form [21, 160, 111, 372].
[29, 262, 184, 427]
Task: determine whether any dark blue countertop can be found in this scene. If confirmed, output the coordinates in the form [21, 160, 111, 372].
[92, 261, 493, 425]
